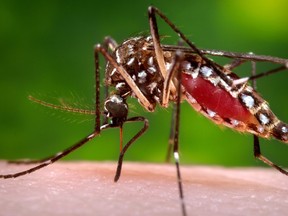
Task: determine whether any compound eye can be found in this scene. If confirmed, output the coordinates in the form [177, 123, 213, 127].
[104, 94, 128, 120]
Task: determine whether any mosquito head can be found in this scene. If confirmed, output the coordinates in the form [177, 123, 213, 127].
[104, 94, 128, 126]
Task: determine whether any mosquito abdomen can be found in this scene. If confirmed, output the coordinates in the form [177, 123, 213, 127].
[181, 72, 256, 124]
[181, 65, 288, 144]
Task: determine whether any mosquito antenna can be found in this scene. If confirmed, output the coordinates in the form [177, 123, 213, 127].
[28, 95, 95, 115]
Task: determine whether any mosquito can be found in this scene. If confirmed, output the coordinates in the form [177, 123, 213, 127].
[1, 6, 288, 216]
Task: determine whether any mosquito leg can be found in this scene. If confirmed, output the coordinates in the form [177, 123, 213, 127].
[253, 135, 288, 175]
[148, 7, 167, 79]
[0, 41, 104, 178]
[148, 6, 231, 86]
[0, 128, 105, 179]
[148, 6, 288, 82]
[250, 61, 288, 175]
[103, 36, 118, 52]
[200, 49, 288, 65]
[151, 38, 183, 161]
[114, 116, 149, 182]
[224, 58, 248, 71]
[7, 157, 61, 165]
[232, 64, 287, 85]
[226, 58, 287, 87]
[149, 7, 288, 86]
[165, 49, 183, 102]
[248, 65, 287, 81]
[161, 50, 187, 214]
[166, 102, 176, 162]
[148, 6, 177, 97]
[160, 51, 183, 162]
[148, 8, 187, 214]
[173, 54, 187, 216]
[251, 61, 257, 88]
[162, 57, 187, 216]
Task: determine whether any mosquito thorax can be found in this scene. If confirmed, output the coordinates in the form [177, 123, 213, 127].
[106, 36, 200, 106]
[105, 36, 173, 106]
[104, 94, 128, 126]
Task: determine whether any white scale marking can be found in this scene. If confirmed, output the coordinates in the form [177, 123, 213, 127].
[127, 44, 134, 55]
[212, 51, 224, 55]
[200, 66, 213, 77]
[148, 56, 154, 66]
[207, 109, 216, 118]
[110, 95, 123, 103]
[191, 67, 199, 79]
[282, 126, 288, 133]
[115, 49, 121, 64]
[147, 82, 157, 93]
[166, 62, 172, 71]
[138, 71, 147, 78]
[230, 119, 239, 126]
[210, 76, 221, 86]
[147, 66, 156, 73]
[138, 71, 147, 84]
[111, 68, 117, 76]
[154, 95, 160, 102]
[257, 126, 264, 133]
[87, 134, 95, 139]
[126, 57, 135, 66]
[146, 36, 152, 41]
[182, 61, 192, 71]
[241, 94, 255, 108]
[233, 77, 249, 86]
[259, 113, 270, 125]
[43, 160, 52, 165]
[174, 152, 180, 161]
[116, 82, 126, 90]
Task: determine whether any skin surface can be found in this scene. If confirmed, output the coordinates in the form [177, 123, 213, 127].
[0, 161, 287, 216]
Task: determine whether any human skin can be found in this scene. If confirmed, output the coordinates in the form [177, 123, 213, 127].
[0, 161, 287, 216]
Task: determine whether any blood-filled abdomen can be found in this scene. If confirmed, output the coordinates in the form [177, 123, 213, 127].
[181, 72, 255, 124]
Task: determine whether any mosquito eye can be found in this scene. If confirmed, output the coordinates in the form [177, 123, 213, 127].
[104, 95, 128, 120]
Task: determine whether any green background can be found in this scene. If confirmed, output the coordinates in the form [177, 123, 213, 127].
[1, 0, 288, 168]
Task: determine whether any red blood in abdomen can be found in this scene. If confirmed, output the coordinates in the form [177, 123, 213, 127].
[182, 73, 254, 123]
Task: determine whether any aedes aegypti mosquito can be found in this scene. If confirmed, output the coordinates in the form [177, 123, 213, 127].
[1, 6, 288, 216]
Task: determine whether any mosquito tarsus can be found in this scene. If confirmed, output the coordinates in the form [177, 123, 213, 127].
[1, 6, 288, 216]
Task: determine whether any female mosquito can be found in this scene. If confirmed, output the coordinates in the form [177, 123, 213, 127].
[1, 6, 288, 216]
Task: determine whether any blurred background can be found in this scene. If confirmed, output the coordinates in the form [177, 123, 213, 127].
[0, 0, 288, 168]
